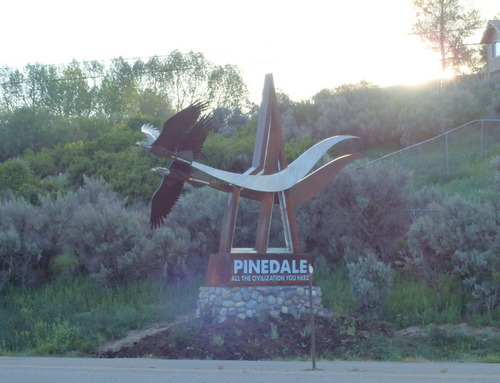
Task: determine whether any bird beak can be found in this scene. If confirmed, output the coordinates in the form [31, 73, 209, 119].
[152, 167, 169, 176]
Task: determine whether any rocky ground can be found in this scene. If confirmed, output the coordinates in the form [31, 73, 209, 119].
[99, 314, 393, 360]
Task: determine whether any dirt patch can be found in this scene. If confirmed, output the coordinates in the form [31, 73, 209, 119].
[100, 314, 392, 360]
[98, 313, 193, 355]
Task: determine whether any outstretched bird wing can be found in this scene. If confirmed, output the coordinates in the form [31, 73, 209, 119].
[178, 115, 215, 160]
[152, 101, 209, 152]
[149, 161, 192, 229]
[150, 177, 184, 229]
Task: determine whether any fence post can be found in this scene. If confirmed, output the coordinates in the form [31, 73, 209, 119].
[445, 132, 449, 177]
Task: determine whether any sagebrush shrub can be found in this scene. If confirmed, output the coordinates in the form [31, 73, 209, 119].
[347, 251, 393, 313]
[453, 249, 499, 312]
[121, 226, 196, 283]
[165, 186, 225, 255]
[0, 197, 50, 288]
[407, 195, 497, 278]
[406, 194, 499, 311]
[64, 183, 147, 286]
[0, 176, 230, 289]
[298, 165, 413, 266]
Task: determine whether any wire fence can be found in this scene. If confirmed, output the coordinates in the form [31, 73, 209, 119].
[355, 119, 500, 184]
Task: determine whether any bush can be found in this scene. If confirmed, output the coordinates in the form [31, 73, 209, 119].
[298, 165, 413, 266]
[406, 195, 497, 277]
[121, 226, 196, 282]
[0, 174, 230, 290]
[347, 251, 393, 313]
[453, 250, 499, 313]
[0, 159, 46, 203]
[0, 196, 51, 289]
[66, 201, 145, 285]
[406, 195, 499, 312]
[164, 186, 225, 256]
[0, 178, 159, 289]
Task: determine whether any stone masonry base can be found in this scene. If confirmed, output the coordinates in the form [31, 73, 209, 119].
[196, 285, 328, 323]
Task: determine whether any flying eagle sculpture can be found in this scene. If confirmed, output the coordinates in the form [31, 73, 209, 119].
[138, 101, 215, 229]
[139, 101, 361, 230]
[138, 101, 211, 162]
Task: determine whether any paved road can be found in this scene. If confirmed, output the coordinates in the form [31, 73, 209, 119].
[1, 357, 499, 383]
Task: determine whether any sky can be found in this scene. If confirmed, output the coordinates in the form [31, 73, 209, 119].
[1, 0, 498, 103]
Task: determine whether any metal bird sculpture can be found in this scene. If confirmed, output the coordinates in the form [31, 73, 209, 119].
[138, 101, 215, 229]
[140, 101, 360, 230]
[138, 101, 211, 162]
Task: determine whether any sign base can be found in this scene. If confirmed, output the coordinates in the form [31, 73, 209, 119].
[197, 285, 327, 323]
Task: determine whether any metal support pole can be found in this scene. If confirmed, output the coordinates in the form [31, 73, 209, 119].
[308, 265, 316, 370]
[218, 188, 241, 254]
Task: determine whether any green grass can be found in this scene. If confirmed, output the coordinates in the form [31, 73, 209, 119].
[381, 274, 465, 328]
[315, 264, 358, 315]
[369, 129, 499, 199]
[434, 145, 499, 198]
[327, 330, 500, 363]
[0, 275, 203, 355]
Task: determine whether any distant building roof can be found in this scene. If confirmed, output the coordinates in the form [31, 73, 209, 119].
[481, 20, 500, 44]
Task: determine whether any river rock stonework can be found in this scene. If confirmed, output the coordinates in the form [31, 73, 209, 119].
[197, 286, 328, 323]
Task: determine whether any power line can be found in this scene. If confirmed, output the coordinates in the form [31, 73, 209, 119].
[0, 63, 214, 87]
[0, 54, 168, 71]
[405, 26, 487, 35]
